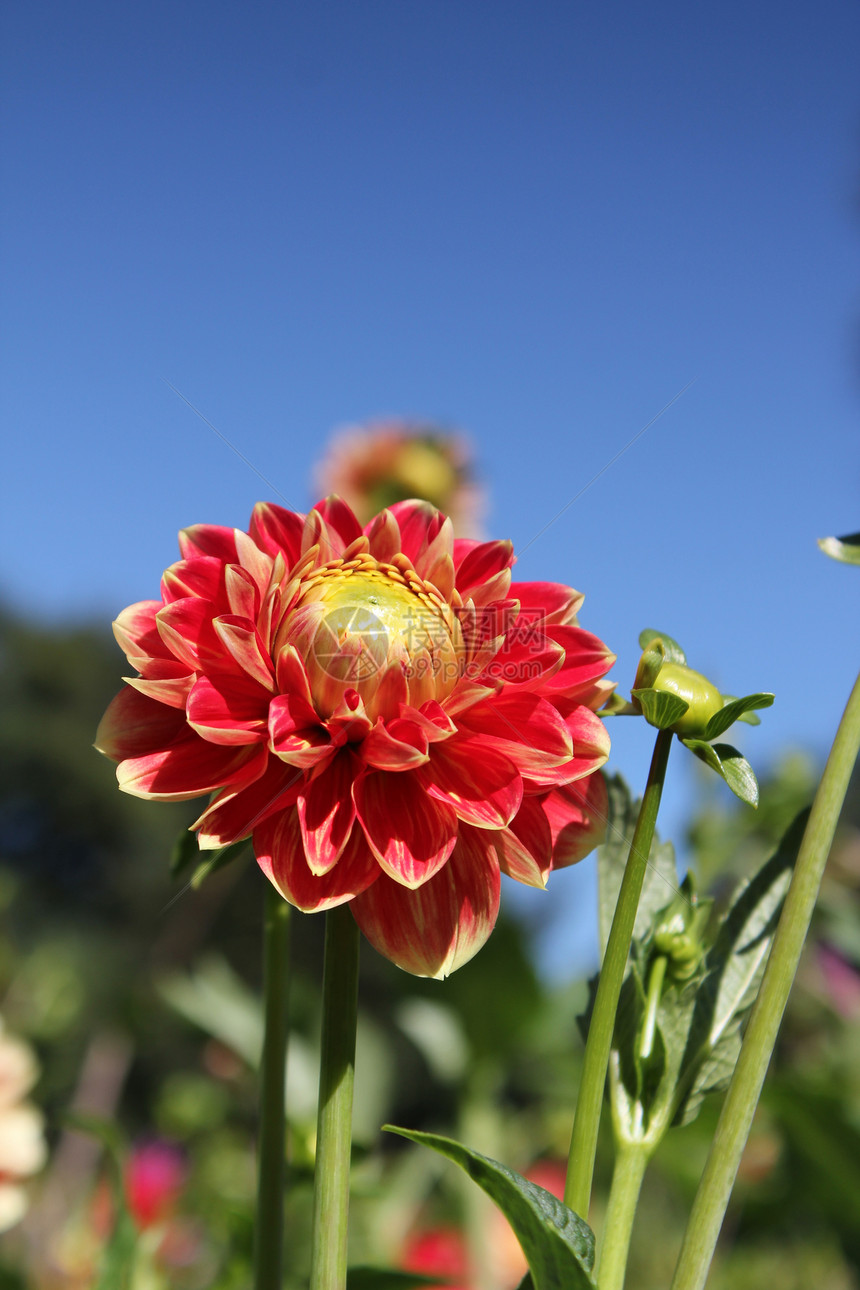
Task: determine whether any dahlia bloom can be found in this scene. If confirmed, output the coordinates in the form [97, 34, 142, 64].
[96, 497, 613, 977]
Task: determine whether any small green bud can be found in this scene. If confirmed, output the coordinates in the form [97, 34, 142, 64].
[652, 881, 713, 982]
[652, 662, 722, 738]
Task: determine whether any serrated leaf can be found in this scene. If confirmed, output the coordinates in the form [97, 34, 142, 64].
[818, 532, 860, 565]
[704, 693, 774, 741]
[597, 776, 682, 955]
[638, 629, 686, 663]
[632, 687, 689, 730]
[347, 1269, 451, 1288]
[671, 811, 805, 1124]
[384, 1127, 596, 1290]
[682, 740, 760, 806]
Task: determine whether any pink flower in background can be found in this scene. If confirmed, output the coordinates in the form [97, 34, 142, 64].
[402, 1226, 470, 1289]
[315, 419, 485, 535]
[125, 1140, 187, 1229]
[97, 496, 613, 977]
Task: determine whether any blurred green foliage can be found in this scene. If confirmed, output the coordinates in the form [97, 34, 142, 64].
[0, 602, 858, 1287]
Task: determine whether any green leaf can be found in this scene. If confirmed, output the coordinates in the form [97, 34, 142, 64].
[633, 643, 666, 691]
[704, 693, 774, 741]
[632, 687, 689, 730]
[384, 1127, 596, 1290]
[347, 1270, 451, 1288]
[596, 776, 682, 956]
[671, 811, 805, 1124]
[599, 692, 639, 717]
[170, 826, 200, 878]
[682, 740, 760, 806]
[818, 531, 860, 565]
[190, 839, 250, 889]
[638, 629, 686, 663]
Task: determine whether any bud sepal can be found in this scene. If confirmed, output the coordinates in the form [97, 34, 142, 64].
[626, 630, 773, 805]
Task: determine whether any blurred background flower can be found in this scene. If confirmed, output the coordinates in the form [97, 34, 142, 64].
[314, 420, 485, 536]
[0, 1023, 47, 1232]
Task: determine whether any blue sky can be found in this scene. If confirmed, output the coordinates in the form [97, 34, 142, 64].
[2, 1, 859, 974]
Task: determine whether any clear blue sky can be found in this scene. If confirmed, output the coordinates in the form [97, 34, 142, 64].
[2, 1, 859, 974]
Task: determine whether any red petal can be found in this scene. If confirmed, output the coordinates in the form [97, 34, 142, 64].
[420, 738, 522, 828]
[117, 735, 267, 801]
[542, 771, 609, 870]
[248, 502, 305, 565]
[269, 692, 335, 769]
[178, 524, 238, 562]
[519, 705, 610, 790]
[458, 692, 573, 775]
[161, 556, 225, 607]
[95, 686, 186, 761]
[353, 772, 457, 888]
[563, 705, 611, 775]
[351, 826, 501, 977]
[454, 539, 514, 602]
[361, 718, 430, 771]
[233, 529, 274, 599]
[213, 616, 275, 691]
[275, 644, 316, 708]
[389, 500, 446, 564]
[297, 752, 358, 875]
[193, 757, 303, 846]
[125, 672, 194, 709]
[156, 598, 229, 673]
[411, 516, 454, 585]
[313, 496, 363, 547]
[113, 601, 174, 669]
[186, 674, 270, 744]
[495, 796, 553, 888]
[301, 508, 338, 564]
[364, 509, 401, 562]
[255, 809, 378, 912]
[510, 581, 584, 626]
[536, 626, 616, 698]
[225, 564, 260, 621]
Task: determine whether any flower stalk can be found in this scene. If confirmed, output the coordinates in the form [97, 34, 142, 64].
[565, 728, 674, 1220]
[309, 904, 361, 1290]
[253, 886, 291, 1290]
[596, 1141, 650, 1290]
[670, 665, 860, 1290]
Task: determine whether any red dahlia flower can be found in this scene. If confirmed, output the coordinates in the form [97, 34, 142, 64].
[96, 497, 614, 977]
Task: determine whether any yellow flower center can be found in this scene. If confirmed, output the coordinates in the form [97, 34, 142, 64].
[290, 555, 463, 717]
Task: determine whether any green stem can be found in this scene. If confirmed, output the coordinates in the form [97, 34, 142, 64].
[670, 666, 860, 1290]
[565, 728, 673, 1220]
[253, 886, 291, 1290]
[596, 1142, 651, 1290]
[640, 954, 668, 1062]
[309, 904, 361, 1290]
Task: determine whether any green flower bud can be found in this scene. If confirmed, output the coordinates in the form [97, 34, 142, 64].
[652, 662, 723, 738]
[653, 883, 713, 982]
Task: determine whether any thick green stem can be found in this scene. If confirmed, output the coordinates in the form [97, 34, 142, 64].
[309, 904, 361, 1290]
[253, 886, 291, 1290]
[565, 728, 673, 1220]
[596, 1142, 651, 1290]
[670, 667, 860, 1290]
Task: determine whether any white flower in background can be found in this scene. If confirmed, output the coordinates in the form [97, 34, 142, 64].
[0, 1021, 47, 1230]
